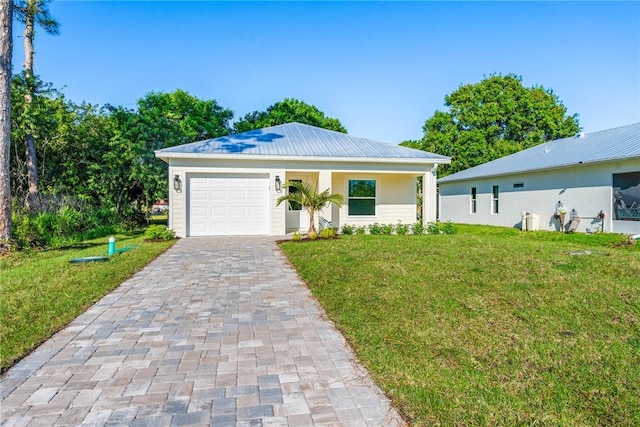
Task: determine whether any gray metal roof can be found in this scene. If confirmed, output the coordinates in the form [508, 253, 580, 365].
[438, 123, 640, 183]
[155, 122, 450, 162]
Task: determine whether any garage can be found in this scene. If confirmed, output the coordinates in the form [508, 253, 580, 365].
[188, 174, 269, 236]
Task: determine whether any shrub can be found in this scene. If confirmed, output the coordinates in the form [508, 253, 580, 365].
[320, 227, 336, 239]
[425, 221, 457, 235]
[411, 222, 425, 235]
[442, 221, 457, 235]
[396, 222, 409, 235]
[143, 225, 177, 241]
[355, 226, 366, 235]
[292, 231, 302, 241]
[380, 223, 394, 235]
[369, 223, 383, 235]
[308, 231, 318, 240]
[341, 224, 355, 235]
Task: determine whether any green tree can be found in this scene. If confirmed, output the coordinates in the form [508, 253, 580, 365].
[104, 90, 233, 217]
[234, 98, 347, 133]
[14, 0, 60, 210]
[403, 74, 580, 176]
[276, 181, 344, 235]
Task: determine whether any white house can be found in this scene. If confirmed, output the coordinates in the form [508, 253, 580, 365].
[155, 122, 450, 237]
[438, 123, 640, 234]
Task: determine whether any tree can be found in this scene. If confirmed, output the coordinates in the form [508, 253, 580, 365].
[14, 0, 59, 210]
[276, 181, 344, 235]
[403, 74, 580, 176]
[98, 90, 233, 217]
[0, 0, 12, 242]
[233, 98, 347, 133]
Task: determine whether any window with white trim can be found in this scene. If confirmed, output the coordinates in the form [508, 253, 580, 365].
[348, 179, 376, 216]
[492, 185, 499, 214]
[470, 187, 477, 214]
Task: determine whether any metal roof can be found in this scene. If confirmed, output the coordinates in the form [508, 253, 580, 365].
[438, 123, 640, 183]
[155, 122, 450, 162]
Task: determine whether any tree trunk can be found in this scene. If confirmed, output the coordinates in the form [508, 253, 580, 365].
[0, 0, 13, 241]
[307, 210, 316, 235]
[23, 1, 41, 211]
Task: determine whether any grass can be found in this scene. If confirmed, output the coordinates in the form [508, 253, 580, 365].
[280, 225, 640, 426]
[0, 232, 175, 373]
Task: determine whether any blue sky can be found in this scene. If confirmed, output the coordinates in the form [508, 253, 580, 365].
[12, 1, 640, 144]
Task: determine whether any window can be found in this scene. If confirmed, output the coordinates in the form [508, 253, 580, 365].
[513, 183, 524, 188]
[287, 179, 302, 211]
[470, 187, 477, 213]
[492, 185, 499, 214]
[348, 179, 376, 216]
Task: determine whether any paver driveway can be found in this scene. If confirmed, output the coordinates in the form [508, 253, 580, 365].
[1, 237, 404, 426]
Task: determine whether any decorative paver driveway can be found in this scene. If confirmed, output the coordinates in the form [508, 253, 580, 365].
[1, 237, 404, 426]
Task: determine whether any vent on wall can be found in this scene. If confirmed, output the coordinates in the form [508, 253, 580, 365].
[513, 183, 524, 188]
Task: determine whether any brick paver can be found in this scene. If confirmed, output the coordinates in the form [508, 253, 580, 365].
[1, 237, 404, 426]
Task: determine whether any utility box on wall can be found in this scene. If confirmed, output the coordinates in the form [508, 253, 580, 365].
[522, 212, 540, 231]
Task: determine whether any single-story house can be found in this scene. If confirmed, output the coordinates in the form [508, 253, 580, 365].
[155, 122, 450, 237]
[438, 123, 640, 234]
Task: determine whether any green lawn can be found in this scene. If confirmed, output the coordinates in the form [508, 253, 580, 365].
[0, 233, 175, 373]
[280, 226, 640, 426]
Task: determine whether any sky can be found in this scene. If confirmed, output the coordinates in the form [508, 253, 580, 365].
[11, 1, 640, 145]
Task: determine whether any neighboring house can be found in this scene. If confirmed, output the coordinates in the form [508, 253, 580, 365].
[155, 122, 450, 237]
[438, 123, 640, 234]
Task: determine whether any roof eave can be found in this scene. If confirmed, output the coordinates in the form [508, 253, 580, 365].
[155, 151, 451, 165]
[438, 155, 640, 184]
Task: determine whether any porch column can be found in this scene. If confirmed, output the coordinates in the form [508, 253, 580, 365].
[422, 166, 438, 225]
[318, 170, 333, 227]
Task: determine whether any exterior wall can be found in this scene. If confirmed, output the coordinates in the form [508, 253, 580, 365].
[333, 172, 417, 228]
[166, 157, 437, 236]
[439, 158, 640, 234]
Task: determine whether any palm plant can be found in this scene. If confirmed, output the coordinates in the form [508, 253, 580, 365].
[276, 181, 344, 235]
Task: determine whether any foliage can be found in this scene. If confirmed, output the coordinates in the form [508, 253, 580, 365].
[276, 180, 344, 234]
[403, 74, 580, 176]
[307, 231, 318, 240]
[143, 224, 176, 241]
[11, 203, 121, 248]
[341, 224, 355, 235]
[320, 227, 336, 239]
[355, 225, 366, 235]
[0, 233, 175, 372]
[9, 83, 233, 226]
[233, 98, 347, 133]
[280, 226, 640, 425]
[395, 222, 409, 235]
[292, 231, 302, 241]
[410, 221, 425, 235]
[426, 220, 457, 235]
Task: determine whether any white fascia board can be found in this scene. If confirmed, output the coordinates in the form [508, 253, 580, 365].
[154, 151, 451, 165]
[438, 155, 640, 184]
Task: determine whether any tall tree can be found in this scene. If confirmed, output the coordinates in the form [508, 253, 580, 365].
[403, 74, 580, 176]
[0, 0, 12, 241]
[99, 90, 233, 217]
[14, 0, 59, 210]
[233, 98, 347, 133]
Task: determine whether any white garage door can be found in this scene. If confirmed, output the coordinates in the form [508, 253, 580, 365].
[188, 174, 269, 236]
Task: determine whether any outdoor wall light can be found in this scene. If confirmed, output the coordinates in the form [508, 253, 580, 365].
[275, 175, 282, 193]
[173, 175, 182, 192]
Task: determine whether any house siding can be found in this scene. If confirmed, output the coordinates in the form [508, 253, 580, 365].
[439, 158, 640, 233]
[166, 158, 438, 237]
